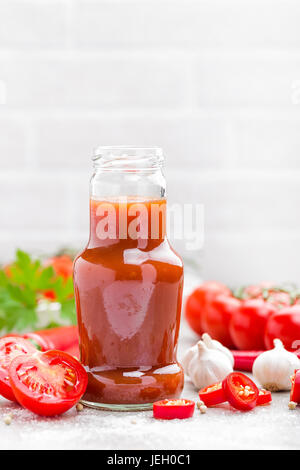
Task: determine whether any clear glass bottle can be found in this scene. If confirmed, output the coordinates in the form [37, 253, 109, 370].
[73, 146, 184, 411]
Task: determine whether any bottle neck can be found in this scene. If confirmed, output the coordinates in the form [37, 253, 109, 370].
[88, 197, 167, 249]
[88, 147, 166, 249]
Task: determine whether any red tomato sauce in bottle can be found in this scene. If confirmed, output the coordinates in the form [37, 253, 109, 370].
[73, 147, 184, 410]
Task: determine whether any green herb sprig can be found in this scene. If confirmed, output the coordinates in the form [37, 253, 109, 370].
[0, 250, 76, 333]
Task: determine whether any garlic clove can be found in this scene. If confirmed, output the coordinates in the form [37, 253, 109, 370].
[202, 332, 234, 366]
[187, 339, 233, 389]
[181, 343, 198, 375]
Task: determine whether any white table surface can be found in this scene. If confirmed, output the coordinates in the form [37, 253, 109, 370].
[0, 318, 298, 450]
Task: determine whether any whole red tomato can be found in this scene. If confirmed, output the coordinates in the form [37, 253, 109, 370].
[201, 294, 240, 348]
[45, 255, 73, 279]
[229, 298, 277, 350]
[185, 281, 231, 336]
[264, 305, 300, 351]
[43, 255, 73, 300]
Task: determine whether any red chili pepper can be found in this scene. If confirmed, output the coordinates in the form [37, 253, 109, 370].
[257, 389, 272, 405]
[23, 326, 78, 352]
[153, 399, 195, 420]
[231, 350, 264, 371]
[199, 382, 226, 407]
[64, 343, 80, 359]
[222, 372, 259, 411]
[290, 369, 300, 403]
[232, 349, 300, 372]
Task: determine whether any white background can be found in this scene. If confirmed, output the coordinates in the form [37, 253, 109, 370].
[1, 0, 300, 286]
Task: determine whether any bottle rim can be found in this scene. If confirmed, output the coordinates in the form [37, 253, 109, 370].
[92, 146, 164, 171]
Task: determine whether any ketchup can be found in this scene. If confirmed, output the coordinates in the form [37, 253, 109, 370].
[73, 147, 184, 410]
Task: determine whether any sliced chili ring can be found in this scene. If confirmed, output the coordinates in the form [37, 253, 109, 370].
[153, 399, 195, 420]
[257, 389, 272, 405]
[199, 382, 226, 407]
[222, 372, 259, 411]
[290, 369, 300, 403]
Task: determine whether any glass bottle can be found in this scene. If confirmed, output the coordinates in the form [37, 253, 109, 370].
[73, 146, 184, 411]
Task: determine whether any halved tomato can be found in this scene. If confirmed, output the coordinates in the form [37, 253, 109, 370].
[0, 336, 37, 401]
[199, 382, 226, 407]
[222, 372, 259, 411]
[9, 350, 88, 416]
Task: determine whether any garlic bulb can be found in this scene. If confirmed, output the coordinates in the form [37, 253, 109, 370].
[253, 339, 300, 391]
[202, 333, 234, 366]
[185, 341, 233, 389]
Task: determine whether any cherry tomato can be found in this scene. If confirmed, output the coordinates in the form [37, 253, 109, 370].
[43, 255, 73, 299]
[222, 372, 259, 411]
[242, 281, 275, 299]
[229, 299, 276, 350]
[201, 294, 240, 348]
[9, 350, 88, 416]
[264, 305, 300, 351]
[44, 255, 73, 279]
[153, 399, 195, 420]
[257, 389, 272, 405]
[185, 282, 231, 336]
[0, 336, 37, 401]
[43, 290, 57, 300]
[199, 382, 226, 407]
[290, 370, 300, 404]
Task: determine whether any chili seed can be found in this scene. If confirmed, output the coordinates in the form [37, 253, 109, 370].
[288, 401, 297, 410]
[199, 405, 207, 414]
[3, 414, 12, 425]
[76, 403, 84, 412]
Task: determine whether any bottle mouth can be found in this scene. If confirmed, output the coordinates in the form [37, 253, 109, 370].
[92, 146, 164, 171]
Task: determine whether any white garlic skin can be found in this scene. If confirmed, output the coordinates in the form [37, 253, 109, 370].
[202, 333, 234, 366]
[253, 339, 300, 391]
[181, 344, 198, 373]
[187, 341, 233, 389]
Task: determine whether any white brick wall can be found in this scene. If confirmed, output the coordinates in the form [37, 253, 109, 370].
[0, 0, 300, 285]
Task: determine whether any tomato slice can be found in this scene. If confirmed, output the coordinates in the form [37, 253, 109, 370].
[199, 382, 226, 407]
[222, 372, 259, 411]
[257, 389, 272, 405]
[0, 336, 37, 401]
[9, 350, 88, 416]
[290, 369, 300, 403]
[153, 399, 195, 420]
